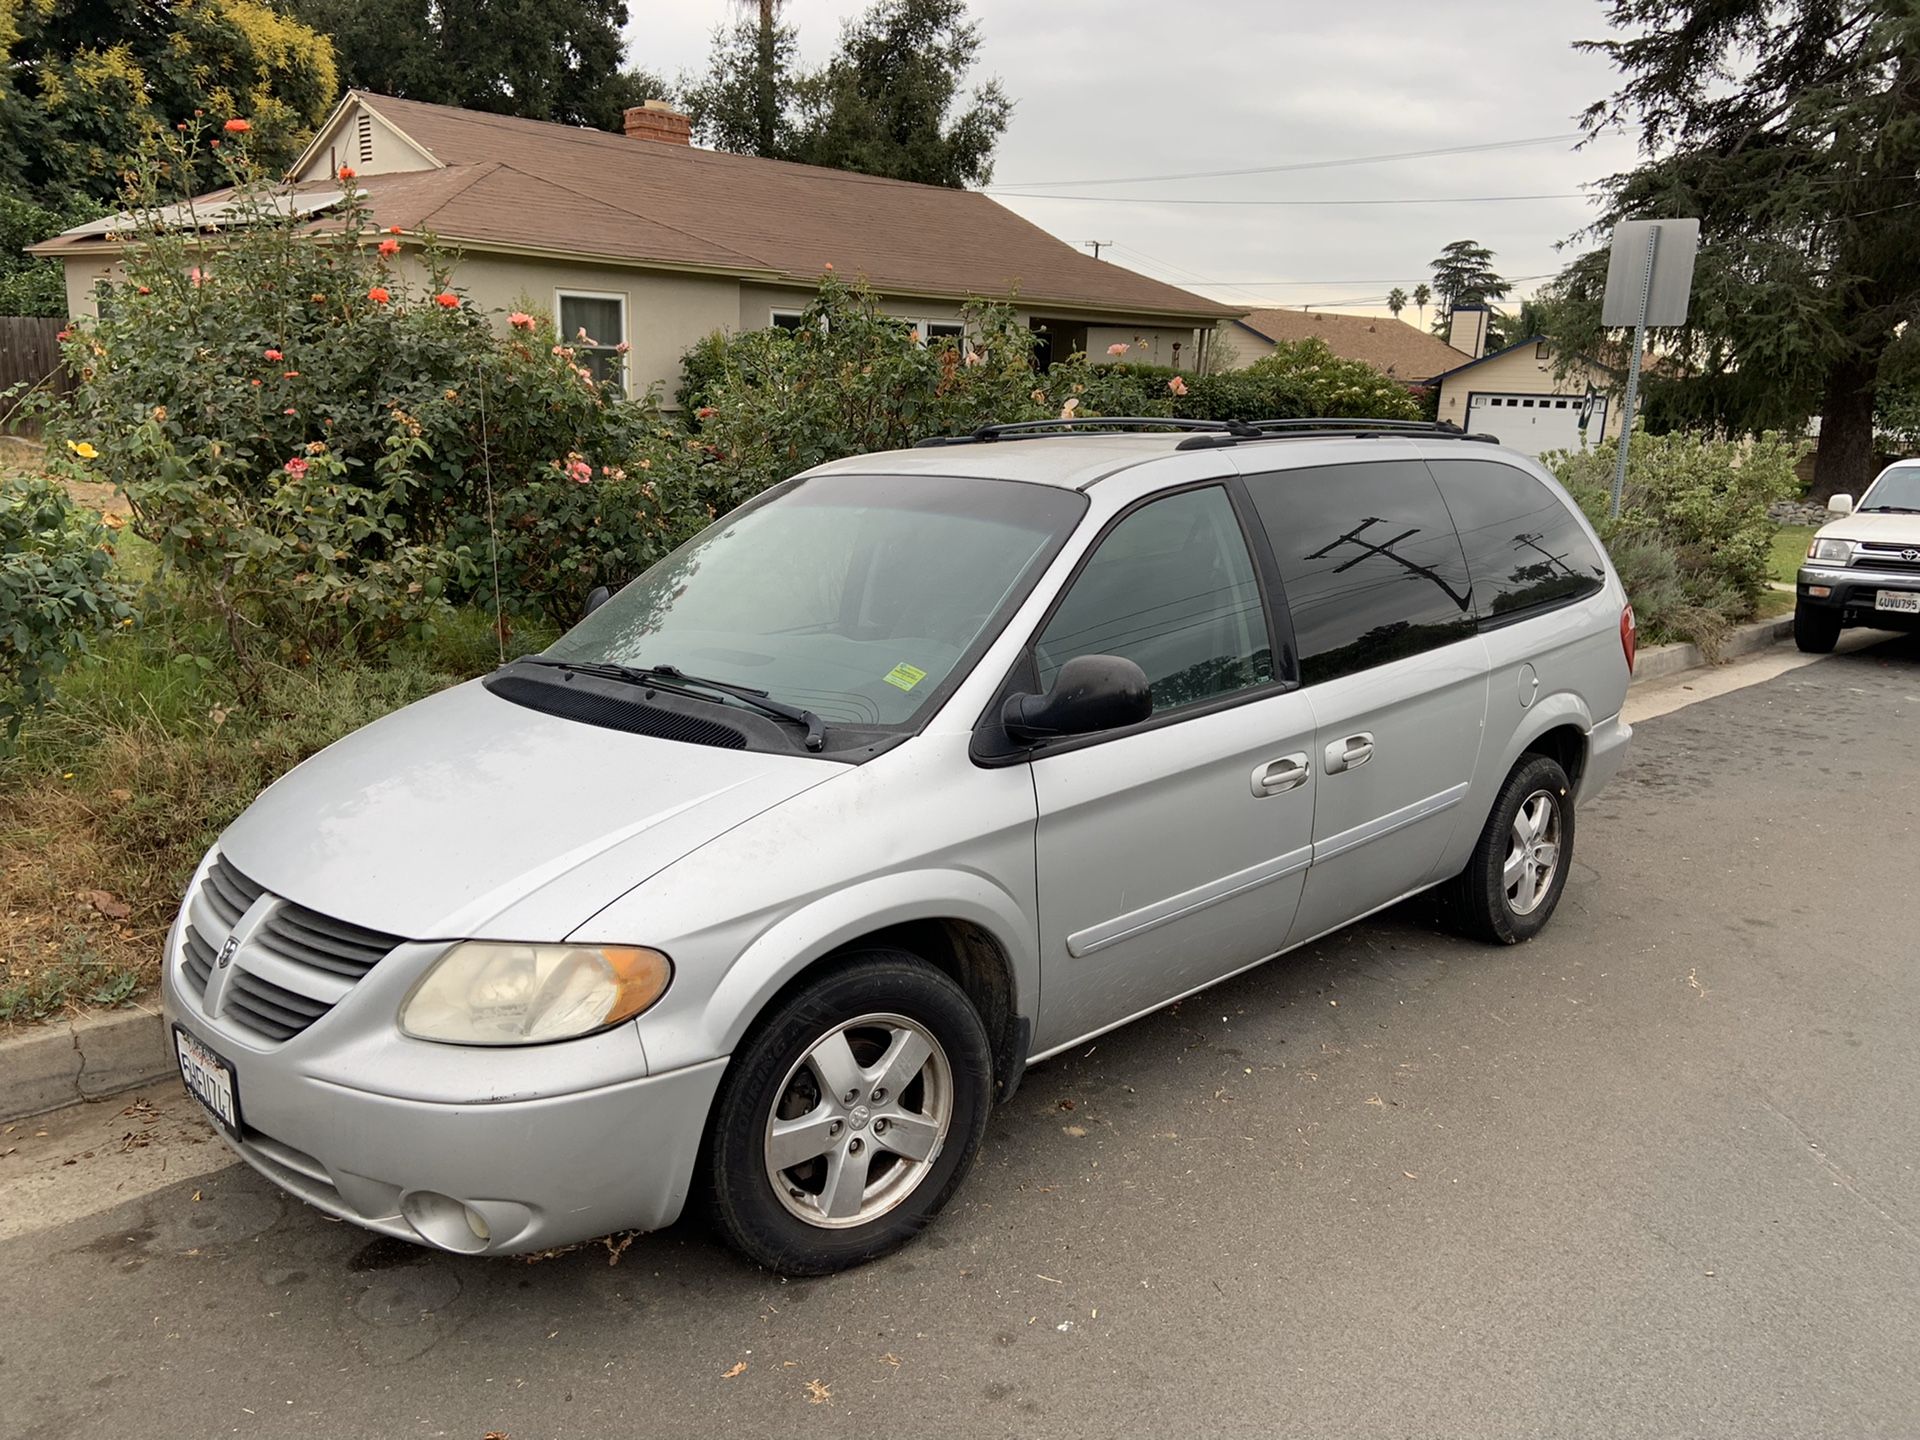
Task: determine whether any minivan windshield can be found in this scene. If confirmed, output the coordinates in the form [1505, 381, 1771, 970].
[544, 472, 1086, 729]
[1860, 464, 1920, 513]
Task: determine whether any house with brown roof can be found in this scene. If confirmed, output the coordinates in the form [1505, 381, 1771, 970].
[1230, 308, 1470, 385]
[34, 92, 1240, 404]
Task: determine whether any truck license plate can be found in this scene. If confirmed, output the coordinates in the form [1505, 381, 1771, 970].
[1875, 590, 1920, 614]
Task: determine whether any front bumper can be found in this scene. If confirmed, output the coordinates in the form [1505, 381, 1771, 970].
[161, 913, 727, 1256]
[1797, 565, 1920, 628]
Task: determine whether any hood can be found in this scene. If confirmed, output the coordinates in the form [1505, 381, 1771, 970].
[219, 679, 840, 939]
[1819, 511, 1920, 545]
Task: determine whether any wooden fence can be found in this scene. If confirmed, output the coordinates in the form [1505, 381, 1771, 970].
[0, 316, 71, 433]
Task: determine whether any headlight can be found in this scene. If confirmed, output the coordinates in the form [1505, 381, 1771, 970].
[1808, 537, 1853, 563]
[400, 942, 671, 1045]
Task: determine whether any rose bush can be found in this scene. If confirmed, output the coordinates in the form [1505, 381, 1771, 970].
[36, 123, 696, 661]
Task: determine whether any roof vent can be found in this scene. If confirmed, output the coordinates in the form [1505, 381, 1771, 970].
[623, 101, 692, 146]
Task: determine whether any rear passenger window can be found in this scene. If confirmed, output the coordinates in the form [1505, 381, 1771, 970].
[1035, 486, 1273, 714]
[1427, 459, 1607, 622]
[1244, 461, 1474, 685]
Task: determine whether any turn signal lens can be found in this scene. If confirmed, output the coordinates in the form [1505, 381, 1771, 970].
[1620, 602, 1638, 675]
[400, 942, 671, 1045]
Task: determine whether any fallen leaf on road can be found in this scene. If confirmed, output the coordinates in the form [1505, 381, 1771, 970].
[804, 1379, 832, 1405]
[1364, 1095, 1385, 1107]
[880, 1353, 901, 1368]
[1403, 1171, 1418, 1179]
[722, 1362, 747, 1379]
[1057, 1098, 1076, 1111]
[1061, 1125, 1087, 1137]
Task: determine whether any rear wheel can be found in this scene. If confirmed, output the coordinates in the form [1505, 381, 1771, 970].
[1794, 601, 1842, 654]
[1438, 754, 1574, 945]
[705, 950, 992, 1276]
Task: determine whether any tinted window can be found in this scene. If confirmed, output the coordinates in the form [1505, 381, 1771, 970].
[1245, 461, 1474, 685]
[1035, 486, 1273, 714]
[1428, 459, 1607, 621]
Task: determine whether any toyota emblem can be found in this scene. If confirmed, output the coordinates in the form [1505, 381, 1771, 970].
[1903, 548, 1920, 563]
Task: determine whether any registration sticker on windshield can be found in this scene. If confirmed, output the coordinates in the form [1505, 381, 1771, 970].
[883, 662, 928, 692]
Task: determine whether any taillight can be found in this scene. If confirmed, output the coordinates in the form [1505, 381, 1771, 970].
[1620, 602, 1638, 675]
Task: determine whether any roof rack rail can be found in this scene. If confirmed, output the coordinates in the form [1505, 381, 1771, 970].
[914, 417, 1264, 447]
[1172, 418, 1498, 450]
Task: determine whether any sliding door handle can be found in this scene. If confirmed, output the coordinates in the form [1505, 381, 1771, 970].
[1324, 733, 1375, 774]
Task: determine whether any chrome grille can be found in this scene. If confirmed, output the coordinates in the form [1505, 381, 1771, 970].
[176, 852, 402, 1044]
[1856, 543, 1920, 573]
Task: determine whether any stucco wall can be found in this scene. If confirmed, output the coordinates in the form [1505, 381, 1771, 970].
[60, 256, 121, 318]
[1436, 345, 1625, 441]
[420, 253, 742, 403]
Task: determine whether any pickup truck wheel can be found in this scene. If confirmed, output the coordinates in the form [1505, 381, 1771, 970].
[705, 950, 992, 1276]
[1438, 754, 1573, 945]
[1794, 601, 1842, 654]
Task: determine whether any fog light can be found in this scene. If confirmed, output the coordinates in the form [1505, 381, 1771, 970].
[1807, 585, 1832, 598]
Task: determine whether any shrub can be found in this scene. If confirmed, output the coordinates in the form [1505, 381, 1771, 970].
[1041, 341, 1422, 424]
[36, 122, 695, 659]
[1546, 430, 1805, 648]
[0, 474, 135, 748]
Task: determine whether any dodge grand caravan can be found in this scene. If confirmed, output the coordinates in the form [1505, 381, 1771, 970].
[163, 417, 1635, 1275]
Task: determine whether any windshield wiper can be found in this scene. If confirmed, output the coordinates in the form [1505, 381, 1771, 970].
[512, 657, 828, 752]
[1860, 504, 1920, 513]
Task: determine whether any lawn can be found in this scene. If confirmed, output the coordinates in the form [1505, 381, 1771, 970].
[1770, 524, 1818, 586]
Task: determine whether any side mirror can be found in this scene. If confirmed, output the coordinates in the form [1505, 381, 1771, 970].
[1003, 654, 1151, 742]
[582, 585, 612, 619]
[1828, 493, 1854, 516]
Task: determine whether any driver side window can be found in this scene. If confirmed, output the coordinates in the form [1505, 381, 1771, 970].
[1035, 486, 1273, 715]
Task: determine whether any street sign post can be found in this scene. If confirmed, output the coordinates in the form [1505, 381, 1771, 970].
[1600, 218, 1699, 516]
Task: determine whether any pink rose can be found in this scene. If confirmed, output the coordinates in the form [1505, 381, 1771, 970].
[284, 456, 310, 479]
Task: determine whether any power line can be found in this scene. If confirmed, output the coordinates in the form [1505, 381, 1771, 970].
[993, 191, 1588, 207]
[993, 133, 1584, 191]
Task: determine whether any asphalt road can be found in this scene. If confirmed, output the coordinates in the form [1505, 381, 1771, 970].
[4, 636, 1918, 1440]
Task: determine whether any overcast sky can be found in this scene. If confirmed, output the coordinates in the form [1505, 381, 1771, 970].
[623, 0, 1644, 320]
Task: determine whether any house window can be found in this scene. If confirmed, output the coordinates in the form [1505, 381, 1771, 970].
[557, 291, 627, 387]
[923, 321, 965, 344]
[770, 309, 807, 331]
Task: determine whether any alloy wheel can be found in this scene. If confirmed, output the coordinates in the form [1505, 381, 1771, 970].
[1503, 789, 1562, 916]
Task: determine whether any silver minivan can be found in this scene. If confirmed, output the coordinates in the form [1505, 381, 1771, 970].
[163, 419, 1635, 1274]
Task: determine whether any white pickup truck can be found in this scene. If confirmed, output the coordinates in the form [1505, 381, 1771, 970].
[1795, 459, 1920, 652]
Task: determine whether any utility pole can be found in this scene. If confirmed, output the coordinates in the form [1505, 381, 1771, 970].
[1083, 241, 1112, 260]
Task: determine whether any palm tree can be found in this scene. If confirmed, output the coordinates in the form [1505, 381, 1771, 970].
[1387, 287, 1408, 320]
[1412, 283, 1432, 328]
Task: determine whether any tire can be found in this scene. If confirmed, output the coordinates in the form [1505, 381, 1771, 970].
[705, 949, 993, 1276]
[1438, 754, 1575, 945]
[1795, 601, 1842, 654]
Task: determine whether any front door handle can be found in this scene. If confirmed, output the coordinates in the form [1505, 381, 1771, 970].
[1251, 753, 1310, 796]
[1324, 732, 1375, 774]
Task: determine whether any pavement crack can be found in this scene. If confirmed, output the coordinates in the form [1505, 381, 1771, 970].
[1756, 1091, 1920, 1252]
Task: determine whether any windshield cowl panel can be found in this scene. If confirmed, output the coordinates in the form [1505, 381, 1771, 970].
[540, 472, 1087, 750]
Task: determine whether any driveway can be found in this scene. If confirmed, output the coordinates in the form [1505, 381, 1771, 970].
[3, 636, 1917, 1440]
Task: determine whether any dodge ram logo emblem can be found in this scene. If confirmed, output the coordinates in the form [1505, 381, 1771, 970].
[217, 935, 239, 970]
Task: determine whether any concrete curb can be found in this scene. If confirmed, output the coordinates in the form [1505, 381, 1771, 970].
[1631, 614, 1796, 685]
[0, 1007, 172, 1124]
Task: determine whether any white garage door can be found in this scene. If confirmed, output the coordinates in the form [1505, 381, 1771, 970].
[1465, 392, 1606, 458]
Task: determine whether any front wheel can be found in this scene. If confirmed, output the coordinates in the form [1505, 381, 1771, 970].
[705, 950, 992, 1276]
[1795, 601, 1842, 654]
[1438, 754, 1574, 945]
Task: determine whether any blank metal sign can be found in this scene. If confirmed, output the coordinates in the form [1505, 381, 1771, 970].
[1601, 218, 1700, 327]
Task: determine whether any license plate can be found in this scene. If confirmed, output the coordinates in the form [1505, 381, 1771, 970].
[173, 1024, 241, 1137]
[1875, 590, 1920, 614]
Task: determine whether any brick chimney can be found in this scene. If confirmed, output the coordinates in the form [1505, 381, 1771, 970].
[623, 100, 692, 146]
